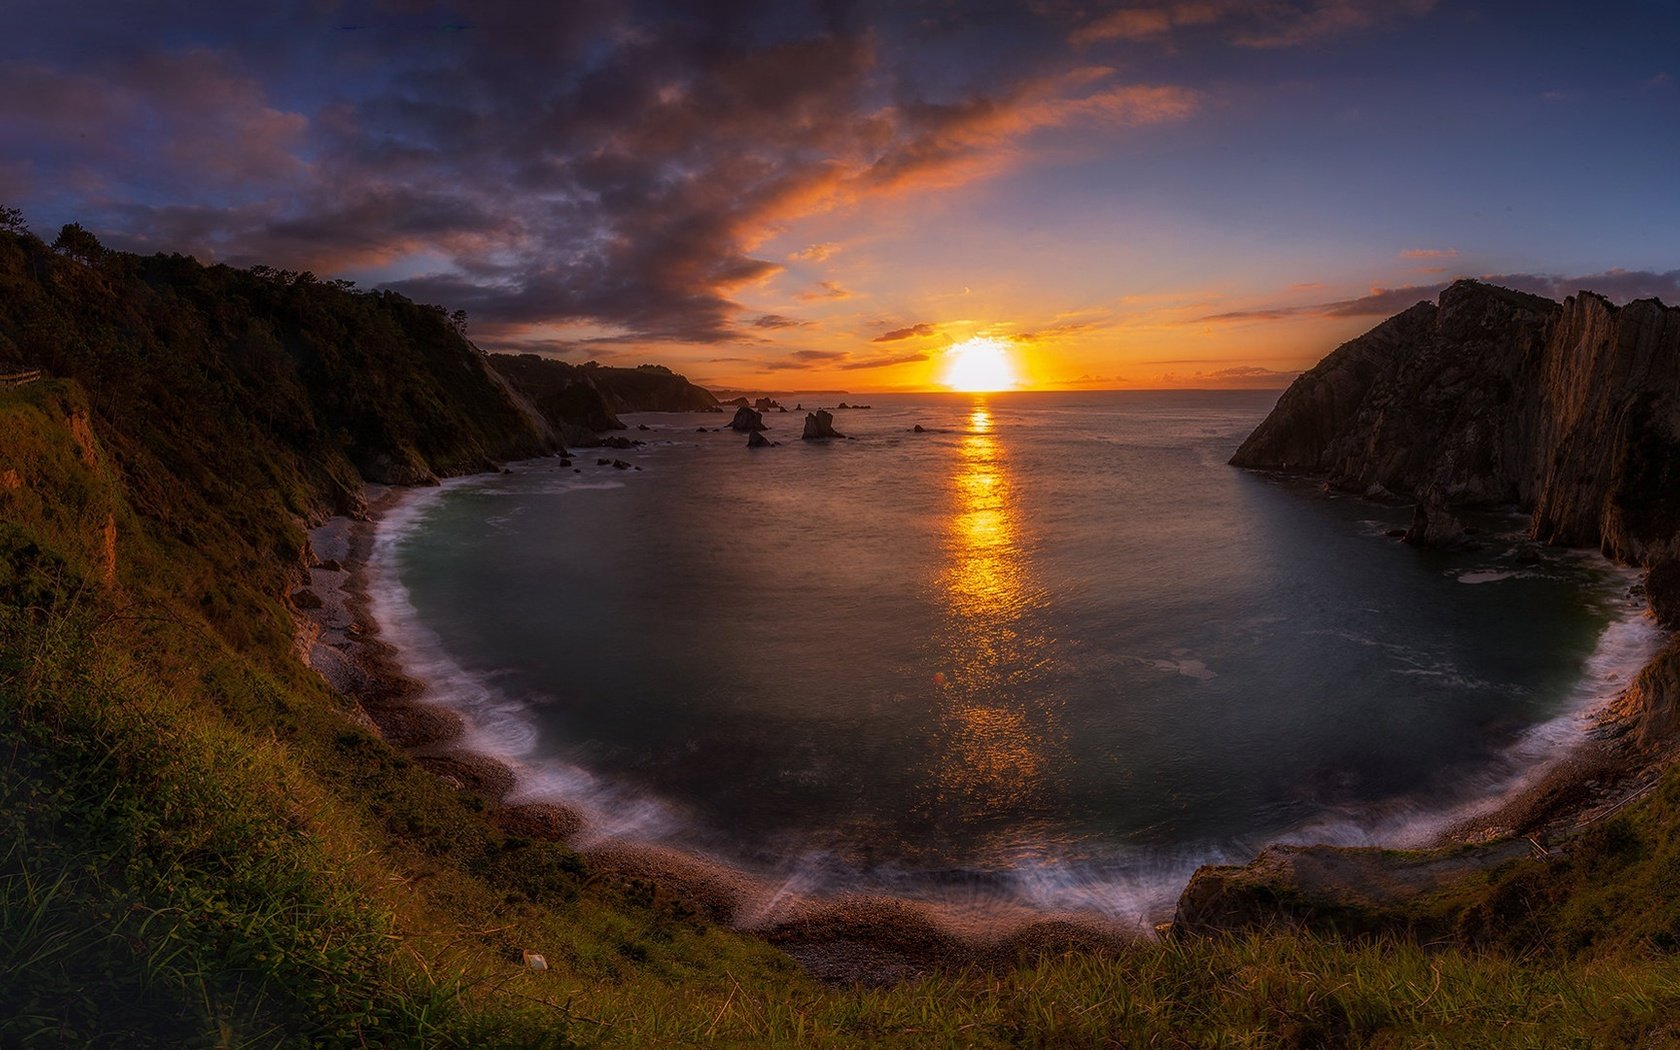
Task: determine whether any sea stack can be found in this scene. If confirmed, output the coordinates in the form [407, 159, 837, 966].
[730, 406, 768, 432]
[802, 409, 844, 440]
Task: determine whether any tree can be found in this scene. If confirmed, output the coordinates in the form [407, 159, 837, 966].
[0, 205, 26, 234]
[449, 309, 468, 333]
[52, 223, 105, 263]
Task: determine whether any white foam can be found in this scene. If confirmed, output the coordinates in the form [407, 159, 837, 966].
[366, 470, 681, 844]
[366, 477, 1665, 930]
[1457, 569, 1519, 584]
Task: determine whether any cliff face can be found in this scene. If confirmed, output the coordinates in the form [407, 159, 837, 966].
[1233, 280, 1680, 566]
[490, 354, 717, 425]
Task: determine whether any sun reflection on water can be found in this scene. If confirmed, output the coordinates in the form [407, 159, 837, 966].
[924, 403, 1061, 826]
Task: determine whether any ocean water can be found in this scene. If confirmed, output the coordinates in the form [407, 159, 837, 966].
[371, 391, 1659, 922]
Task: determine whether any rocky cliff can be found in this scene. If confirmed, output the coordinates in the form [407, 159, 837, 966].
[1234, 279, 1680, 574]
[1194, 280, 1680, 939]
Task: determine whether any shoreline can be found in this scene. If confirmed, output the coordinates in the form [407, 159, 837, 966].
[294, 467, 1676, 978]
[297, 471, 1136, 983]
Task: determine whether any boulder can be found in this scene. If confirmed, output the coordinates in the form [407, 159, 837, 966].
[802, 409, 844, 440]
[730, 406, 768, 432]
[912, 424, 926, 433]
[1403, 486, 1467, 548]
[747, 430, 771, 448]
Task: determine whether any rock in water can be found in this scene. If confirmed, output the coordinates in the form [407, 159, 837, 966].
[746, 430, 770, 448]
[1403, 486, 1467, 548]
[912, 424, 926, 433]
[729, 406, 767, 432]
[802, 409, 844, 440]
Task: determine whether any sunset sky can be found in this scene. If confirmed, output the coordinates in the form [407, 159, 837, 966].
[4, 1, 1677, 391]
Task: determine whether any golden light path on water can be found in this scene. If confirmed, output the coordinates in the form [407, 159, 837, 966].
[926, 404, 1063, 831]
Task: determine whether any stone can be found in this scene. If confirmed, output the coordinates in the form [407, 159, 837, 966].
[802, 409, 844, 440]
[1403, 486, 1467, 548]
[747, 430, 771, 448]
[912, 424, 926, 433]
[730, 406, 768, 432]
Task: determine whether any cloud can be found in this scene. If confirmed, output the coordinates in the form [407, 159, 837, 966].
[862, 73, 1198, 193]
[1400, 247, 1458, 259]
[1, 3, 1204, 350]
[838, 351, 929, 371]
[1201, 283, 1449, 321]
[1156, 365, 1298, 387]
[1071, 1, 1437, 50]
[762, 348, 850, 370]
[796, 280, 853, 301]
[1015, 320, 1100, 342]
[1202, 268, 1680, 326]
[1484, 268, 1680, 304]
[873, 322, 936, 342]
[752, 313, 809, 329]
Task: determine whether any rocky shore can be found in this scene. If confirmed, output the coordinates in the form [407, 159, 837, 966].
[1179, 280, 1680, 935]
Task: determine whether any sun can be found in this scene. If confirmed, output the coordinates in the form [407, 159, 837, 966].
[940, 337, 1019, 392]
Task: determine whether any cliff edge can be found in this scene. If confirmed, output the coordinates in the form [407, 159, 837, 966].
[1232, 279, 1680, 569]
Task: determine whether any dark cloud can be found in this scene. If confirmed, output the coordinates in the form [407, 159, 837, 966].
[1, 1, 1201, 350]
[762, 348, 848, 370]
[873, 322, 936, 341]
[1484, 269, 1680, 305]
[1202, 269, 1680, 326]
[752, 313, 810, 329]
[1069, 0, 1436, 49]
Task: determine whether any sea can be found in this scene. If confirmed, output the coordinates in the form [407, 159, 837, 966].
[369, 390, 1660, 924]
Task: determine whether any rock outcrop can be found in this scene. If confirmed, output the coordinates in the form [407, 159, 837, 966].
[730, 406, 767, 432]
[746, 430, 771, 448]
[1193, 280, 1680, 939]
[1173, 840, 1532, 939]
[491, 354, 717, 427]
[1403, 485, 1467, 548]
[802, 409, 844, 440]
[1232, 280, 1680, 567]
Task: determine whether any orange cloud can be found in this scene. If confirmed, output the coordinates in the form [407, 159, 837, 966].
[796, 279, 852, 301]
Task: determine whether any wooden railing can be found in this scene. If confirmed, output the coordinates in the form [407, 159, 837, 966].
[0, 369, 42, 388]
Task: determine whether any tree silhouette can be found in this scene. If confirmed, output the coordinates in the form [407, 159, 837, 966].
[52, 222, 105, 263]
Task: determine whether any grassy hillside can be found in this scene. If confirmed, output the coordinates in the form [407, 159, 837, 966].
[4, 225, 1680, 1046]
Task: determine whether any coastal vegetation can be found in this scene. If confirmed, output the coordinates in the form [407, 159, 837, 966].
[6, 223, 1680, 1046]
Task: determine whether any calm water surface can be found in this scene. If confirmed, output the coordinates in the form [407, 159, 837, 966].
[375, 391, 1655, 917]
